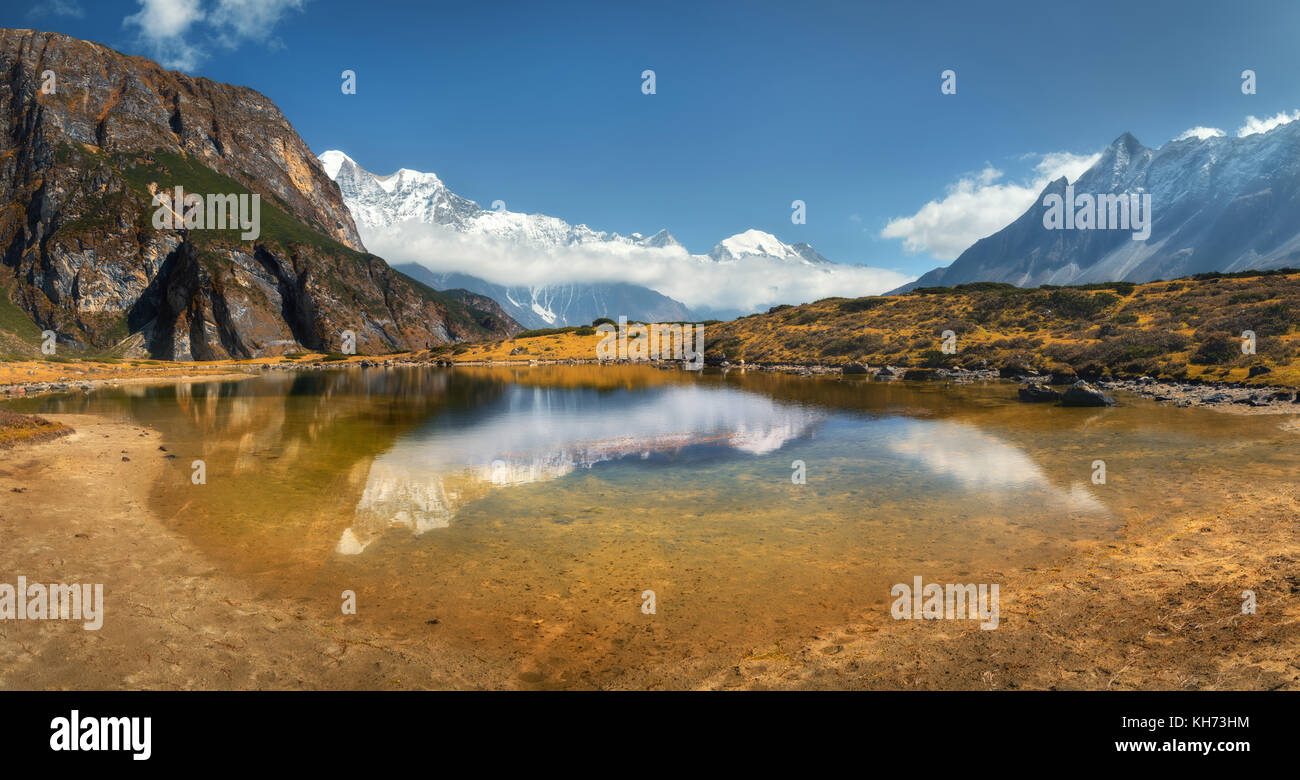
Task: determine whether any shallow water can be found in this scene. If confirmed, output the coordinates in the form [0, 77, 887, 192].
[9, 365, 1298, 687]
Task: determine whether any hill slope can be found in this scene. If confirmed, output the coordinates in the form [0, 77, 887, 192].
[707, 270, 1300, 385]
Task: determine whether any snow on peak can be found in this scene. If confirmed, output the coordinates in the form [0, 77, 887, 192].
[318, 149, 355, 180]
[710, 229, 805, 262]
[320, 151, 841, 273]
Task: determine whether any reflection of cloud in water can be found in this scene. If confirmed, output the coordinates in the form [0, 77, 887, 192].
[338, 385, 822, 554]
[886, 420, 1107, 515]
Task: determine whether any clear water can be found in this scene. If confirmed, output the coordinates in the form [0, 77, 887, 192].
[9, 365, 1297, 687]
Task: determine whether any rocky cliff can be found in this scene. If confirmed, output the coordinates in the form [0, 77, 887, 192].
[0, 29, 518, 359]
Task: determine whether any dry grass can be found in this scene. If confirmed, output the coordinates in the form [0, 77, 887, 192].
[705, 271, 1300, 386]
[0, 408, 72, 448]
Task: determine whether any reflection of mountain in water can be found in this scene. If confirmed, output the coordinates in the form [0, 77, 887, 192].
[340, 385, 825, 553]
[342, 385, 1113, 555]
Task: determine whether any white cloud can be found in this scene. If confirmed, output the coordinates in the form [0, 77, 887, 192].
[1237, 109, 1300, 137]
[122, 0, 305, 71]
[879, 151, 1099, 261]
[1174, 126, 1226, 141]
[123, 0, 205, 70]
[207, 0, 306, 48]
[361, 222, 911, 313]
[27, 0, 84, 18]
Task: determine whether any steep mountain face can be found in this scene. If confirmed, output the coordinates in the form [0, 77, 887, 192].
[322, 150, 849, 325]
[898, 124, 1300, 292]
[0, 29, 516, 358]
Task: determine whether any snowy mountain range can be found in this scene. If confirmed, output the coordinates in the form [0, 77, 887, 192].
[318, 150, 881, 326]
[895, 120, 1300, 292]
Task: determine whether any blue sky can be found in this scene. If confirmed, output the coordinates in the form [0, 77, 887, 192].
[19, 0, 1300, 278]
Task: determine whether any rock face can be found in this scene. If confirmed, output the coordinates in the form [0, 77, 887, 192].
[1060, 381, 1117, 407]
[0, 29, 518, 358]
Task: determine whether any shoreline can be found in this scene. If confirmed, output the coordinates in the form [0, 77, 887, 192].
[5, 355, 1300, 414]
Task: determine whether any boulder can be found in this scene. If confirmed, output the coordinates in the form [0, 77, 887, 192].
[1018, 384, 1060, 402]
[1060, 381, 1116, 407]
[841, 362, 869, 375]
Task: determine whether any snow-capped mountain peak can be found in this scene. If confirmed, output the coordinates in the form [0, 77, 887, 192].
[319, 151, 831, 269]
[709, 229, 825, 264]
[637, 228, 685, 250]
[316, 150, 871, 324]
[895, 118, 1300, 291]
[318, 149, 355, 180]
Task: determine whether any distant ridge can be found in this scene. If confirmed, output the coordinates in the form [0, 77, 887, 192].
[895, 123, 1300, 293]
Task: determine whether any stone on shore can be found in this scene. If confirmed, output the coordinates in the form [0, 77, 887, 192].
[1018, 384, 1061, 402]
[1061, 381, 1116, 407]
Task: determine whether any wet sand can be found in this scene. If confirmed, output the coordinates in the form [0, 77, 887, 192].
[1, 411, 1296, 690]
[0, 415, 509, 690]
[703, 478, 1300, 690]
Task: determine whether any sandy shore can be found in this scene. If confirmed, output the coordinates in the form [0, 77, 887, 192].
[2, 408, 1297, 690]
[0, 415, 508, 690]
[703, 478, 1300, 690]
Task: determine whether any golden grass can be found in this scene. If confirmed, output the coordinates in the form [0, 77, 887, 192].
[704, 272, 1300, 386]
[0, 408, 71, 448]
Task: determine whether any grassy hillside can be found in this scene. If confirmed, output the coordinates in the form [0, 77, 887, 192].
[0, 280, 44, 358]
[428, 269, 1300, 388]
[706, 270, 1300, 385]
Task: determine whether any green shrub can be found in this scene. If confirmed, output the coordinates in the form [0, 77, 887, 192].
[1044, 289, 1120, 319]
[1193, 337, 1238, 365]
